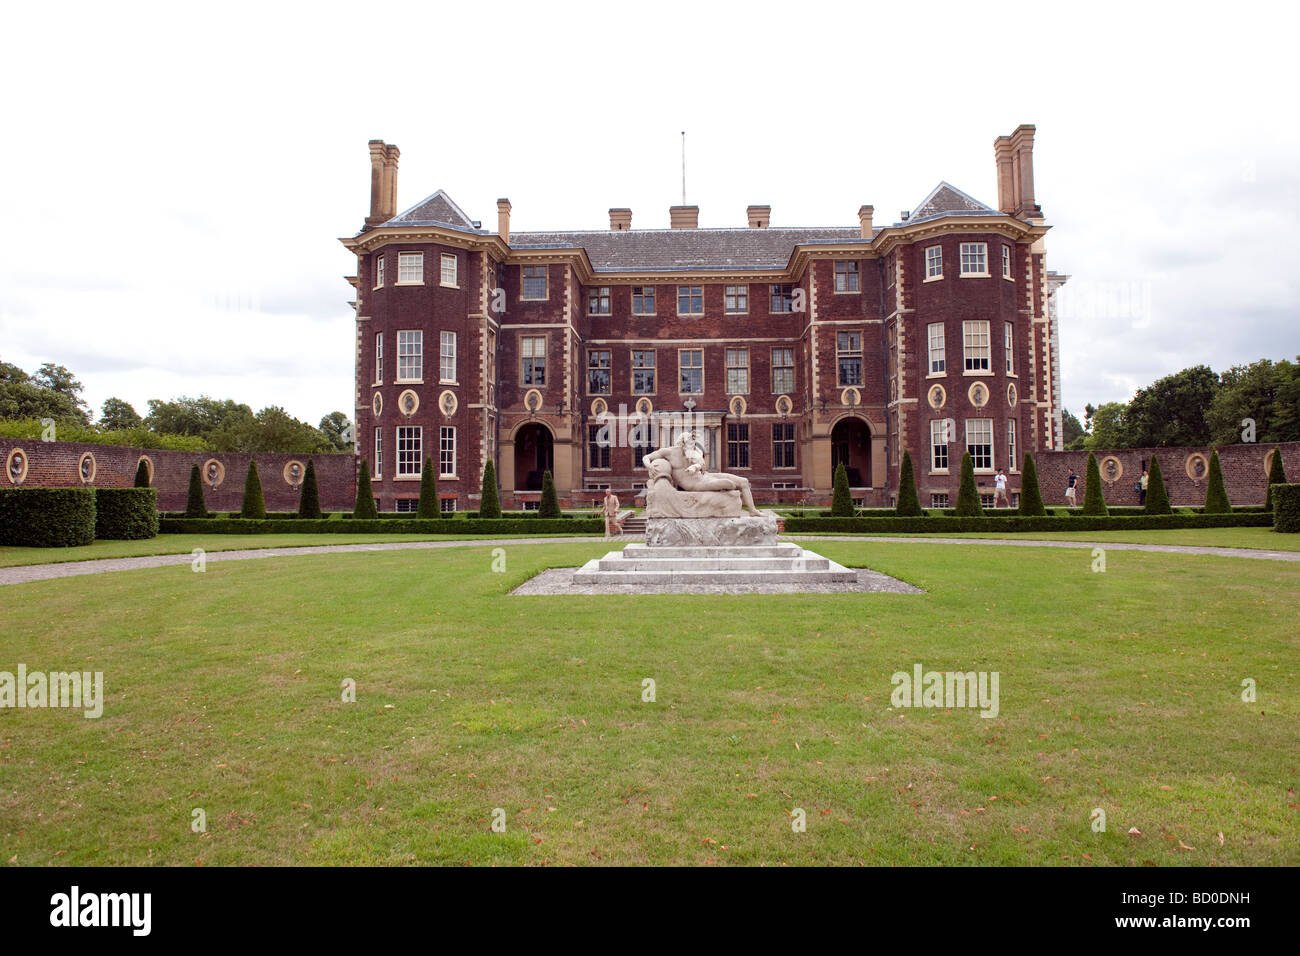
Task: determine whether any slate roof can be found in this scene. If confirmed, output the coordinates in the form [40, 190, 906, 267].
[907, 182, 997, 224]
[386, 189, 487, 234]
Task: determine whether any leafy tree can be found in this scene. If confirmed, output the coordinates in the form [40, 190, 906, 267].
[1207, 360, 1278, 446]
[479, 460, 502, 519]
[32, 363, 90, 423]
[1125, 365, 1219, 447]
[1017, 451, 1046, 516]
[215, 405, 332, 454]
[1265, 358, 1300, 442]
[0, 360, 86, 424]
[1083, 401, 1131, 449]
[417, 457, 439, 518]
[241, 461, 266, 519]
[1081, 452, 1109, 515]
[146, 396, 254, 439]
[1144, 454, 1171, 515]
[319, 412, 353, 452]
[830, 462, 854, 516]
[184, 464, 208, 518]
[954, 452, 983, 516]
[895, 450, 923, 516]
[297, 459, 322, 518]
[354, 459, 378, 518]
[538, 470, 561, 518]
[1264, 446, 1287, 512]
[1061, 409, 1085, 448]
[133, 459, 151, 488]
[100, 397, 143, 431]
[1202, 450, 1231, 513]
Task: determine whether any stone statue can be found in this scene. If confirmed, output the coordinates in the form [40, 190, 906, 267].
[642, 431, 762, 517]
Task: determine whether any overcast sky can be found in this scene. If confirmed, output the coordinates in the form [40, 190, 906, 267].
[2, 0, 1296, 428]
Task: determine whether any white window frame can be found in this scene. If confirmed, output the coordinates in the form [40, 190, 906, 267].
[927, 323, 946, 375]
[374, 254, 385, 289]
[771, 347, 794, 394]
[397, 330, 423, 383]
[725, 348, 749, 395]
[439, 497, 457, 514]
[521, 265, 548, 301]
[962, 320, 990, 374]
[440, 330, 457, 384]
[587, 349, 612, 395]
[930, 419, 949, 472]
[520, 335, 546, 385]
[959, 242, 988, 277]
[374, 331, 384, 384]
[374, 428, 383, 479]
[440, 253, 458, 288]
[679, 349, 704, 394]
[439, 426, 456, 478]
[925, 245, 943, 280]
[1007, 418, 1017, 471]
[724, 285, 748, 314]
[837, 331, 863, 387]
[396, 426, 422, 476]
[966, 418, 994, 471]
[632, 349, 656, 395]
[397, 252, 424, 285]
[1004, 322, 1014, 376]
[1002, 244, 1012, 280]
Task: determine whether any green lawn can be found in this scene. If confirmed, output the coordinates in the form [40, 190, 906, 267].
[799, 527, 1300, 552]
[2, 539, 1295, 866]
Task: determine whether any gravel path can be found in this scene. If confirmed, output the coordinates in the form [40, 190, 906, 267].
[2, 532, 1295, 588]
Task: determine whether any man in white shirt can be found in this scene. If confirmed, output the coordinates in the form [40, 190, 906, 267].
[993, 468, 1010, 508]
[602, 489, 622, 539]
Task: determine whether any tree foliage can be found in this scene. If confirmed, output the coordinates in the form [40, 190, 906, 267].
[895, 450, 923, 516]
[479, 460, 502, 519]
[1081, 452, 1109, 515]
[954, 452, 983, 517]
[538, 470, 561, 518]
[1017, 451, 1046, 516]
[353, 459, 378, 519]
[1144, 454, 1171, 515]
[831, 462, 854, 516]
[100, 397, 142, 431]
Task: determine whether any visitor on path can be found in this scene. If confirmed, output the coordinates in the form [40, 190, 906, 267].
[1065, 468, 1079, 506]
[994, 468, 1010, 507]
[602, 489, 622, 539]
[1139, 468, 1149, 505]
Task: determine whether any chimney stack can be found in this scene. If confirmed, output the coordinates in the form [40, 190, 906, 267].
[609, 208, 632, 231]
[994, 124, 1040, 219]
[669, 205, 699, 229]
[497, 198, 512, 244]
[857, 204, 874, 239]
[366, 140, 400, 227]
[746, 205, 770, 228]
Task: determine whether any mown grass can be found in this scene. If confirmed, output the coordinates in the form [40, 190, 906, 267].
[800, 527, 1300, 552]
[1, 539, 1295, 866]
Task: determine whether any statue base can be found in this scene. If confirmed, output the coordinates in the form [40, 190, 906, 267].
[645, 513, 778, 548]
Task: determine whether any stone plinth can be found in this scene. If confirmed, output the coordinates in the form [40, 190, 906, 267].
[571, 543, 857, 587]
[645, 514, 778, 548]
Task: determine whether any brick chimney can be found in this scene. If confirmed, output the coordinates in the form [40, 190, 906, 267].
[366, 140, 400, 228]
[669, 205, 699, 229]
[995, 124, 1041, 219]
[858, 204, 874, 238]
[497, 198, 512, 244]
[609, 208, 632, 231]
[747, 205, 770, 228]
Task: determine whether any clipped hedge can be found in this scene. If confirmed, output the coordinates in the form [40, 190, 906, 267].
[0, 488, 97, 547]
[160, 517, 604, 535]
[94, 488, 159, 540]
[1272, 483, 1300, 533]
[783, 512, 1273, 535]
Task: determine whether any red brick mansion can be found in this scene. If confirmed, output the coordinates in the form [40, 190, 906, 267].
[341, 126, 1066, 511]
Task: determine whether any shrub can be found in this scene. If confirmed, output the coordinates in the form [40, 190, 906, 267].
[782, 512, 1273, 535]
[354, 459, 378, 519]
[95, 488, 159, 540]
[1081, 452, 1108, 516]
[184, 464, 208, 518]
[1144, 454, 1171, 515]
[297, 459, 322, 519]
[955, 452, 982, 517]
[1203, 450, 1231, 514]
[896, 450, 923, 517]
[418, 457, 439, 518]
[241, 461, 266, 519]
[1017, 452, 1046, 516]
[133, 459, 151, 488]
[831, 463, 854, 516]
[160, 517, 604, 535]
[0, 488, 97, 547]
[539, 470, 561, 518]
[1271, 483, 1300, 533]
[1265, 447, 1287, 512]
[479, 460, 502, 519]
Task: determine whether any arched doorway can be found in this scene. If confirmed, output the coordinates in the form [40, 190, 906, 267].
[830, 417, 872, 488]
[514, 423, 553, 491]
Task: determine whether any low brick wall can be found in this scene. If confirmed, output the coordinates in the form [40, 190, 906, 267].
[1035, 442, 1298, 508]
[0, 439, 356, 513]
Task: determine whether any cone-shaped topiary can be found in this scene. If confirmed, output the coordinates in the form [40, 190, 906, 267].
[1144, 454, 1171, 515]
[1203, 449, 1231, 513]
[417, 457, 440, 518]
[353, 459, 378, 519]
[184, 464, 208, 518]
[1016, 451, 1046, 515]
[830, 462, 854, 516]
[133, 459, 151, 488]
[954, 452, 983, 516]
[1264, 446, 1287, 512]
[297, 459, 322, 519]
[895, 450, 923, 516]
[479, 460, 502, 519]
[241, 460, 266, 519]
[538, 470, 561, 518]
[1081, 452, 1108, 516]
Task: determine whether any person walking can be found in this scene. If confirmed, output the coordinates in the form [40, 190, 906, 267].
[1065, 468, 1079, 507]
[993, 467, 1010, 508]
[602, 488, 622, 539]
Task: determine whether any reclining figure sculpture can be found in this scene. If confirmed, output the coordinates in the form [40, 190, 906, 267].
[642, 431, 762, 518]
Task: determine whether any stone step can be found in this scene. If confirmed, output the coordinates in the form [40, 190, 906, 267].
[595, 554, 833, 572]
[619, 544, 802, 560]
[571, 562, 858, 586]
